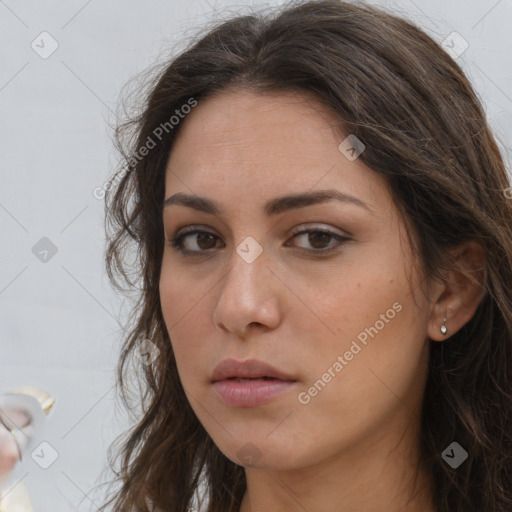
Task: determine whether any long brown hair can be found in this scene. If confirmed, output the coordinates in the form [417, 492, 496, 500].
[99, 1, 512, 510]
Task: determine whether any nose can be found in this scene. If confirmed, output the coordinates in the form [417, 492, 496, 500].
[212, 247, 282, 339]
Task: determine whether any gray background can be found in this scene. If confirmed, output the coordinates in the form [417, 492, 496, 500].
[1, 0, 511, 510]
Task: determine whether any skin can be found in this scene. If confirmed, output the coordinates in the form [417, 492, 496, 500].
[0, 410, 28, 483]
[0, 425, 19, 481]
[159, 88, 484, 512]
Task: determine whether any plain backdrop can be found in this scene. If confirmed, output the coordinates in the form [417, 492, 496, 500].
[1, 0, 511, 510]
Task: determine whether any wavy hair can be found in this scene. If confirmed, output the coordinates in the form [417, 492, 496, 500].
[100, 1, 512, 511]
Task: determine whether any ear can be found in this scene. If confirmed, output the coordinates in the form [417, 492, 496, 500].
[427, 240, 487, 341]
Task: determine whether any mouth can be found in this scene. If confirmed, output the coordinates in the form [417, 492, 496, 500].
[211, 358, 297, 383]
[211, 358, 297, 407]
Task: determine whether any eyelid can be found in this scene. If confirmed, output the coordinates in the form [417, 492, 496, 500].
[286, 225, 351, 255]
[173, 224, 216, 237]
[171, 222, 350, 240]
[168, 225, 224, 256]
[288, 223, 351, 238]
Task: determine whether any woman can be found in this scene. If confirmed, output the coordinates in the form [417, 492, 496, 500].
[101, 1, 512, 511]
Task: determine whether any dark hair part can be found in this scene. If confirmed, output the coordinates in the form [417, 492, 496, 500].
[101, 1, 512, 511]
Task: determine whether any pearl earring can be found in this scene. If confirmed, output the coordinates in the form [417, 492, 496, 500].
[440, 317, 448, 335]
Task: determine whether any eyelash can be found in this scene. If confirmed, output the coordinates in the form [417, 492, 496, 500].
[167, 225, 351, 257]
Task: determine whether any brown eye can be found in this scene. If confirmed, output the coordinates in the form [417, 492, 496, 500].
[307, 231, 333, 249]
[290, 228, 349, 253]
[169, 228, 224, 254]
[196, 232, 217, 250]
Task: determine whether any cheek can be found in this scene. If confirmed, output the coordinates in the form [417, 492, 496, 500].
[159, 256, 210, 329]
[286, 250, 411, 348]
[290, 249, 429, 398]
[283, 283, 429, 463]
[159, 262, 222, 393]
[300, 281, 428, 409]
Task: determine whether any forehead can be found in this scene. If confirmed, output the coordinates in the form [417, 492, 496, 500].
[167, 88, 339, 167]
[164, 88, 389, 215]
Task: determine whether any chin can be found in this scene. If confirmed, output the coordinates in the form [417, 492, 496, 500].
[212, 433, 310, 470]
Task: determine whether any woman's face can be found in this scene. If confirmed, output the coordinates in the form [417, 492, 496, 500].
[160, 88, 434, 470]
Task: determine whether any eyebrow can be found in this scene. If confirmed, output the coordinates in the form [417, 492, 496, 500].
[163, 189, 372, 216]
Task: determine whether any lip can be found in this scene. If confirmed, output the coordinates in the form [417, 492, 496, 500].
[211, 358, 297, 407]
[211, 358, 296, 382]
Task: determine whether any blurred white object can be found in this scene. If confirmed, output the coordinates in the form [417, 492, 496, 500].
[0, 388, 55, 512]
